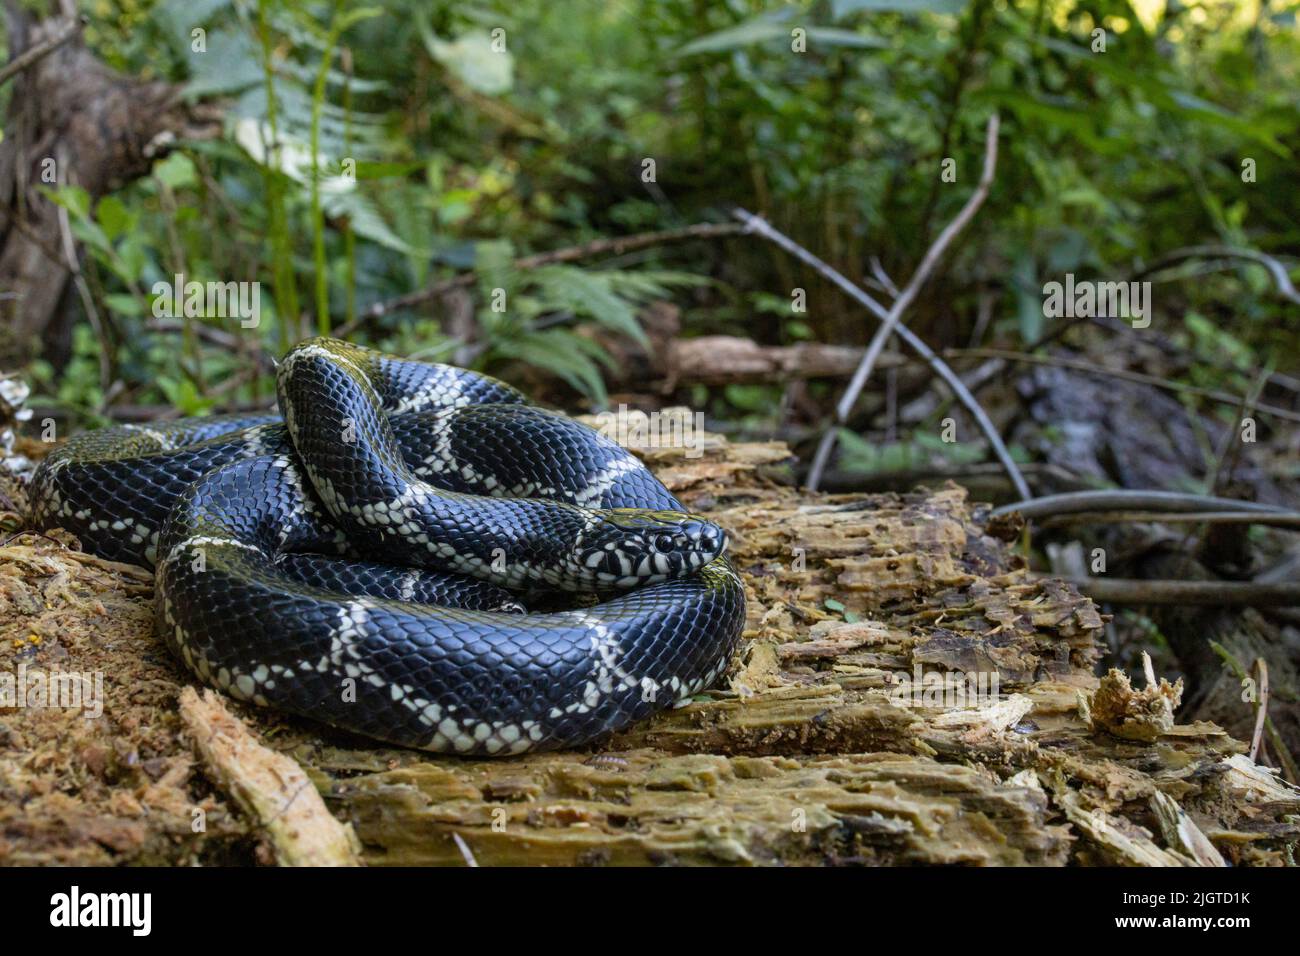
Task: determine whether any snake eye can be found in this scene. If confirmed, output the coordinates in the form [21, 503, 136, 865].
[653, 533, 675, 553]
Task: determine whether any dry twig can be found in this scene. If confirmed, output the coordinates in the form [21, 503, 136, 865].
[1056, 577, 1300, 607]
[1250, 658, 1270, 764]
[799, 115, 1022, 494]
[734, 220, 1027, 497]
[0, 15, 81, 88]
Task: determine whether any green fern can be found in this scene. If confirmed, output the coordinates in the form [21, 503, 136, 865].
[463, 241, 705, 405]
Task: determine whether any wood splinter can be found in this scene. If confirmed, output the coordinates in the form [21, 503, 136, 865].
[178, 687, 362, 867]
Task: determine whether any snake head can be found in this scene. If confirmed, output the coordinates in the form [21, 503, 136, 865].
[573, 508, 726, 588]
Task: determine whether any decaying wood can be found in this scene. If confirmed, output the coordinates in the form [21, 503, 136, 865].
[4, 417, 1298, 866]
[178, 688, 362, 867]
[578, 302, 906, 394]
[294, 424, 1296, 866]
[1137, 549, 1300, 768]
[664, 336, 886, 388]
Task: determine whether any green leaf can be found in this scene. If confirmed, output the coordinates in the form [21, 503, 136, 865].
[153, 153, 198, 191]
[679, 13, 884, 56]
[832, 0, 966, 15]
[1036, 35, 1289, 156]
[473, 239, 518, 301]
[103, 293, 145, 317]
[325, 190, 423, 255]
[335, 6, 384, 33]
[42, 184, 91, 219]
[183, 27, 263, 98]
[422, 27, 515, 95]
[156, 376, 215, 416]
[95, 196, 132, 242]
[530, 267, 648, 347]
[802, 27, 888, 49]
[494, 329, 608, 403]
[677, 12, 793, 56]
[834, 427, 881, 471]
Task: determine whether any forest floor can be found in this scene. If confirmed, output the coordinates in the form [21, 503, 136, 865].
[1, 419, 1297, 866]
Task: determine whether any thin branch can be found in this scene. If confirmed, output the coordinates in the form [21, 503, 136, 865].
[1081, 314, 1300, 397]
[839, 115, 1001, 425]
[1029, 244, 1300, 352]
[1211, 643, 1299, 783]
[56, 203, 112, 404]
[1055, 577, 1300, 606]
[951, 347, 1300, 425]
[1250, 658, 1269, 764]
[800, 115, 1021, 495]
[1038, 510, 1300, 532]
[145, 318, 276, 368]
[0, 15, 81, 88]
[813, 460, 1083, 494]
[1199, 363, 1271, 548]
[993, 489, 1287, 520]
[334, 222, 746, 338]
[0, 199, 69, 268]
[733, 208, 1029, 498]
[451, 832, 479, 867]
[869, 256, 899, 298]
[1134, 244, 1300, 305]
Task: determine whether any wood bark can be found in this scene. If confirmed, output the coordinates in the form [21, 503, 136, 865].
[0, 1, 218, 368]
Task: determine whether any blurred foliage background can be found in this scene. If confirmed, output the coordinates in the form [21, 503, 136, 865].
[4, 0, 1298, 450]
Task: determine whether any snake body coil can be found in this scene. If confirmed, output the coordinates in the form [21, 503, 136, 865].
[30, 338, 745, 755]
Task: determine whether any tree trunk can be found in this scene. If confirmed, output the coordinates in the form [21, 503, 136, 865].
[0, 0, 218, 368]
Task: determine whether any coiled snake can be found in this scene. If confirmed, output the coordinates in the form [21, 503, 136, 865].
[30, 338, 745, 755]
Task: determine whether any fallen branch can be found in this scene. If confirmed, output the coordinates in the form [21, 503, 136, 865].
[1135, 244, 1300, 305]
[814, 460, 1085, 496]
[833, 114, 1001, 446]
[1056, 577, 1300, 607]
[993, 489, 1287, 520]
[1038, 510, 1300, 532]
[733, 202, 1030, 499]
[665, 335, 902, 386]
[178, 687, 362, 866]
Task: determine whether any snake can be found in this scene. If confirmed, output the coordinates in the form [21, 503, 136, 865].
[28, 337, 745, 755]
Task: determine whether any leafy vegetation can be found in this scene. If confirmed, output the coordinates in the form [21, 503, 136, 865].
[7, 0, 1298, 435]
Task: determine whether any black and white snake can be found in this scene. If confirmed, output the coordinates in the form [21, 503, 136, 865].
[29, 338, 745, 755]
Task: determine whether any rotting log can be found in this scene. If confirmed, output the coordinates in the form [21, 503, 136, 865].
[2, 418, 1297, 866]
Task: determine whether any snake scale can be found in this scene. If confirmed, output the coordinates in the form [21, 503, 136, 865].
[29, 337, 745, 755]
